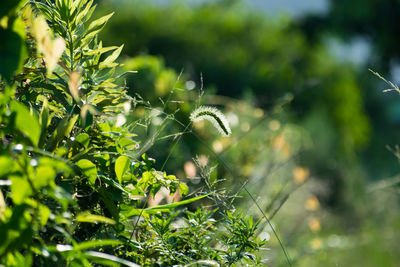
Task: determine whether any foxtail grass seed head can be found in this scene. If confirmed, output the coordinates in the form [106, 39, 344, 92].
[190, 106, 232, 136]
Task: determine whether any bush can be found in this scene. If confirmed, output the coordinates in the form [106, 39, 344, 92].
[0, 0, 268, 265]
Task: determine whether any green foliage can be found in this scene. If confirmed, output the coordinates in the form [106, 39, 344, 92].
[0, 0, 266, 266]
[99, 0, 370, 152]
[0, 0, 27, 82]
[129, 208, 265, 266]
[99, 2, 378, 223]
[300, 0, 400, 70]
[95, 1, 400, 266]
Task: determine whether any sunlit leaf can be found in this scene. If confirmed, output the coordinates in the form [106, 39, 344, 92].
[39, 98, 49, 148]
[115, 155, 130, 184]
[145, 193, 211, 212]
[80, 12, 113, 45]
[10, 101, 41, 146]
[76, 159, 97, 185]
[74, 239, 123, 251]
[75, 0, 94, 23]
[99, 44, 123, 69]
[76, 212, 115, 225]
[0, 156, 13, 177]
[38, 203, 51, 226]
[87, 12, 114, 33]
[85, 46, 118, 56]
[48, 114, 79, 151]
[10, 176, 32, 204]
[34, 165, 56, 189]
[75, 133, 90, 149]
[179, 183, 189, 196]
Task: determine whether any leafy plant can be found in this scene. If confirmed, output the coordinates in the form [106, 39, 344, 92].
[0, 0, 267, 266]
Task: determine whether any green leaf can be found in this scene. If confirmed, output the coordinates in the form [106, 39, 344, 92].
[145, 193, 212, 212]
[34, 166, 56, 189]
[75, 133, 90, 149]
[183, 260, 220, 267]
[87, 12, 114, 33]
[115, 155, 130, 184]
[98, 187, 119, 222]
[117, 137, 138, 153]
[138, 171, 154, 189]
[38, 98, 49, 148]
[48, 114, 79, 151]
[0, 27, 25, 83]
[25, 202, 51, 226]
[179, 183, 189, 196]
[85, 46, 118, 56]
[76, 212, 115, 225]
[10, 101, 41, 146]
[0, 0, 22, 18]
[124, 208, 149, 218]
[99, 175, 130, 195]
[84, 251, 140, 267]
[76, 159, 97, 185]
[99, 44, 123, 69]
[74, 239, 123, 251]
[10, 176, 32, 204]
[0, 156, 13, 177]
[38, 204, 51, 226]
[75, 0, 94, 23]
[80, 12, 114, 45]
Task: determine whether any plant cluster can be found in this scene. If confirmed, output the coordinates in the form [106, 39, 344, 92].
[0, 0, 267, 266]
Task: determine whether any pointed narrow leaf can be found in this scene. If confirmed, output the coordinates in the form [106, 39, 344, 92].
[39, 98, 49, 148]
[48, 114, 78, 151]
[74, 239, 122, 251]
[80, 12, 113, 44]
[145, 193, 212, 211]
[75, 0, 93, 23]
[87, 12, 114, 33]
[76, 212, 115, 225]
[99, 44, 123, 69]
[85, 46, 118, 56]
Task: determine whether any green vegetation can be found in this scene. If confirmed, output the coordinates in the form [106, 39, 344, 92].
[0, 1, 270, 265]
[2, 0, 400, 266]
[99, 0, 375, 213]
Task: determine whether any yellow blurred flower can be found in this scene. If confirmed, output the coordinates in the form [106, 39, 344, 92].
[212, 140, 224, 153]
[310, 238, 322, 250]
[308, 218, 321, 232]
[268, 120, 280, 131]
[293, 166, 310, 184]
[254, 108, 264, 118]
[272, 134, 291, 159]
[241, 122, 250, 132]
[305, 196, 320, 211]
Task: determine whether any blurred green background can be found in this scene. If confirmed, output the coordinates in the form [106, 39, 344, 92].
[96, 0, 400, 265]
